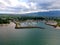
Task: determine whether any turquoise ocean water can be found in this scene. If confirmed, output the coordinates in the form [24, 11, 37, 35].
[0, 22, 60, 45]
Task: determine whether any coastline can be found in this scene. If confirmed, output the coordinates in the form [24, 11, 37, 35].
[15, 26, 45, 29]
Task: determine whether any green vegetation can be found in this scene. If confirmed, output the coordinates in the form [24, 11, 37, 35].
[0, 15, 45, 24]
[0, 18, 10, 24]
[0, 14, 60, 26]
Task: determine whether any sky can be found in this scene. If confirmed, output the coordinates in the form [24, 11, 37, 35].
[0, 0, 60, 14]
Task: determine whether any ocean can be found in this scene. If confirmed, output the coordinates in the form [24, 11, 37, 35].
[0, 22, 60, 45]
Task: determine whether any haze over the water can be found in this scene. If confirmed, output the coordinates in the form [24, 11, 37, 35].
[0, 0, 60, 14]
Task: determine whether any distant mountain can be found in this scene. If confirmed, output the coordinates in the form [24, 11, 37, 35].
[23, 11, 60, 17]
[0, 11, 60, 17]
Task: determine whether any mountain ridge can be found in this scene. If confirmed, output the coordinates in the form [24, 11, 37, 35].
[0, 11, 60, 17]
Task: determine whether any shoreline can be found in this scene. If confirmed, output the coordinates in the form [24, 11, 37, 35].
[15, 26, 45, 29]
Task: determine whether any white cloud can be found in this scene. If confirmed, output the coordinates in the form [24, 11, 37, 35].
[0, 0, 60, 14]
[47, 0, 60, 9]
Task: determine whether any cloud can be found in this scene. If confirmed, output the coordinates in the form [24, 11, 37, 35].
[0, 0, 60, 14]
[47, 0, 60, 9]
